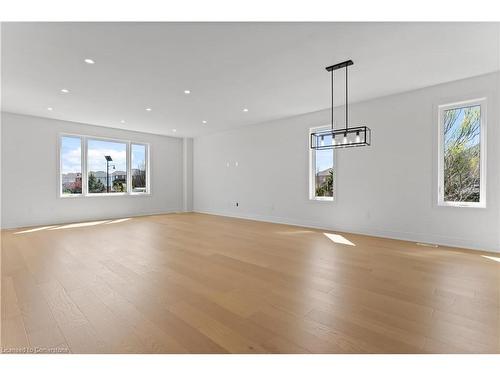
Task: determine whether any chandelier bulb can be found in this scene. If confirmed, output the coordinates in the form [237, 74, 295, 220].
[355, 130, 361, 143]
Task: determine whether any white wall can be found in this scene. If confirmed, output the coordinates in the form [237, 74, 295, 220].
[194, 72, 500, 252]
[1, 112, 185, 228]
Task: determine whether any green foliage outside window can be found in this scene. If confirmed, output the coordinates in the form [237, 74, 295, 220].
[88, 172, 106, 193]
[443, 106, 481, 203]
[315, 169, 334, 197]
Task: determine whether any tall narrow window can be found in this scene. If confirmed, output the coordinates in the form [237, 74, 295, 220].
[87, 139, 127, 194]
[60, 136, 82, 196]
[438, 98, 486, 207]
[310, 128, 335, 200]
[131, 143, 148, 193]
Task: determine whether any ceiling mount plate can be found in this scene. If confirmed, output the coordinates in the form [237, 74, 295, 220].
[325, 60, 353, 72]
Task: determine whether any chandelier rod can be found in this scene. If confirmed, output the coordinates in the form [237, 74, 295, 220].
[331, 68, 334, 132]
[325, 60, 353, 133]
[345, 64, 348, 132]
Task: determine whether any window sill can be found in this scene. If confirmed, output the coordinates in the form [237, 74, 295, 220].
[59, 192, 151, 198]
[130, 192, 151, 197]
[60, 194, 84, 198]
[309, 197, 335, 202]
[437, 201, 486, 209]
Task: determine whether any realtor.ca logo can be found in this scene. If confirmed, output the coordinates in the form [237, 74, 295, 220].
[1, 347, 70, 354]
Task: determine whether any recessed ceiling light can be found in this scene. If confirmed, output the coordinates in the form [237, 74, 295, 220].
[60, 88, 70, 94]
[184, 90, 191, 94]
[172, 129, 177, 133]
[202, 120, 207, 124]
[145, 108, 152, 111]
[120, 120, 126, 124]
[47, 107, 53, 111]
[242, 108, 249, 112]
[84, 58, 95, 64]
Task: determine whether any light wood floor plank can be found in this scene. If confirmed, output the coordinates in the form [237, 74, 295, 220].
[2, 212, 499, 353]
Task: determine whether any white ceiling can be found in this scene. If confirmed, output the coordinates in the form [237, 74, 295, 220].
[2, 22, 499, 137]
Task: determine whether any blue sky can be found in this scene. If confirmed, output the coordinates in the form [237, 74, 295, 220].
[445, 105, 480, 148]
[61, 137, 146, 174]
[316, 149, 333, 172]
[315, 134, 334, 172]
[132, 144, 146, 170]
[61, 136, 81, 174]
[88, 139, 127, 172]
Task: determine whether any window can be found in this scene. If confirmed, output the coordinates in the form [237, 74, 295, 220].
[309, 127, 335, 201]
[131, 143, 148, 193]
[60, 136, 82, 196]
[58, 134, 150, 197]
[87, 139, 127, 194]
[438, 98, 486, 207]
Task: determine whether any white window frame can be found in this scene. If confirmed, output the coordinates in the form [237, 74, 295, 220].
[437, 98, 486, 208]
[130, 142, 150, 195]
[309, 125, 336, 202]
[58, 133, 151, 198]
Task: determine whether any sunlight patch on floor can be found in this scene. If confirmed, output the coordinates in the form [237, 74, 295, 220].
[323, 232, 356, 246]
[47, 220, 112, 230]
[105, 218, 132, 224]
[14, 225, 59, 234]
[481, 255, 500, 263]
[13, 218, 134, 234]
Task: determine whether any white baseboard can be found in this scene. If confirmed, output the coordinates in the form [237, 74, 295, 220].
[194, 208, 500, 254]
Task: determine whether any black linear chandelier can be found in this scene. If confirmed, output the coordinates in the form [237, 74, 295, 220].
[310, 60, 371, 150]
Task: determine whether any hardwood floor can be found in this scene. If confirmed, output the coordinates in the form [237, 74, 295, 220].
[1, 213, 499, 353]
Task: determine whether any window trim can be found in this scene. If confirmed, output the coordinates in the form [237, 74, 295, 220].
[58, 133, 151, 198]
[437, 97, 487, 208]
[309, 125, 336, 202]
[130, 142, 150, 195]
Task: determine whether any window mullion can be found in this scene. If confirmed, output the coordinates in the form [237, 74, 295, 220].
[127, 142, 131, 194]
[83, 136, 88, 196]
